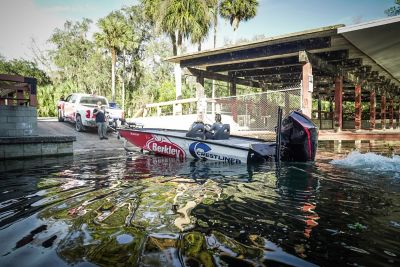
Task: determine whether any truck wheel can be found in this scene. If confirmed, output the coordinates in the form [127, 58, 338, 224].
[75, 115, 85, 132]
[58, 109, 64, 122]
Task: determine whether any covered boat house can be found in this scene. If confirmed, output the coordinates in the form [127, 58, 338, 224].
[166, 16, 400, 137]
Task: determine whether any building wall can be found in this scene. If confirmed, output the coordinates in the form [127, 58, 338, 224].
[0, 106, 37, 137]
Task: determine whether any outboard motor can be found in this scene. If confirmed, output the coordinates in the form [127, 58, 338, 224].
[280, 111, 318, 161]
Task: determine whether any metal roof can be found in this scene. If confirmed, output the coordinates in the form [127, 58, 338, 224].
[338, 16, 400, 84]
[166, 17, 400, 93]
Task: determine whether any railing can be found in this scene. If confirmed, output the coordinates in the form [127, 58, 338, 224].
[144, 97, 198, 116]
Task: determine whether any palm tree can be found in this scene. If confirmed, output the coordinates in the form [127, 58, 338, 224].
[142, 0, 212, 99]
[385, 0, 400, 16]
[94, 12, 131, 102]
[219, 0, 259, 31]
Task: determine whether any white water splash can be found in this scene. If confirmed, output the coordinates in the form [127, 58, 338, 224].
[331, 151, 400, 173]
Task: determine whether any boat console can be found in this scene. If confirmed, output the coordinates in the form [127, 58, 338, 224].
[186, 122, 230, 140]
[186, 122, 205, 139]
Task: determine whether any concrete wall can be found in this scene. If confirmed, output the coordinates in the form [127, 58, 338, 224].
[0, 136, 75, 159]
[0, 106, 37, 136]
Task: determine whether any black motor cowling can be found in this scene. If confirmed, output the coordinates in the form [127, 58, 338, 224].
[280, 111, 318, 162]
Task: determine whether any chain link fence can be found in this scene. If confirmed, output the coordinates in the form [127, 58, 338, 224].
[205, 84, 302, 135]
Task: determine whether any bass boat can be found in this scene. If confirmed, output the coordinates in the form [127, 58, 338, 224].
[118, 110, 318, 164]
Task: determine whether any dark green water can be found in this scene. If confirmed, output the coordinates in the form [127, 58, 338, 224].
[0, 141, 400, 266]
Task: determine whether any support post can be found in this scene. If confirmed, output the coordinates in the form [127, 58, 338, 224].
[229, 76, 236, 96]
[17, 89, 25, 106]
[317, 93, 322, 129]
[354, 84, 362, 130]
[301, 62, 313, 118]
[285, 92, 290, 117]
[230, 76, 238, 122]
[389, 98, 394, 129]
[195, 77, 206, 121]
[334, 76, 343, 132]
[381, 91, 386, 130]
[330, 100, 334, 129]
[398, 97, 400, 129]
[369, 89, 376, 130]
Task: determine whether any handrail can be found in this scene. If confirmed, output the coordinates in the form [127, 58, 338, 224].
[145, 97, 198, 108]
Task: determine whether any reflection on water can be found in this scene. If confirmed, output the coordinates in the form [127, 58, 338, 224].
[0, 141, 399, 266]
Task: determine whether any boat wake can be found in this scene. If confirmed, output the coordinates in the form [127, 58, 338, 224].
[331, 151, 400, 175]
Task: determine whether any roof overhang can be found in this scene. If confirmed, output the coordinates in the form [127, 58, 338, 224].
[338, 16, 400, 84]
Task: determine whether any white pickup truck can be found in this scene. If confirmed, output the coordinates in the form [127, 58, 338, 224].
[57, 93, 124, 132]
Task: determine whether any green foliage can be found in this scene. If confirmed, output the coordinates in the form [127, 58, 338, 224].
[0, 56, 50, 85]
[220, 0, 259, 31]
[142, 0, 213, 55]
[385, 0, 400, 16]
[49, 19, 95, 91]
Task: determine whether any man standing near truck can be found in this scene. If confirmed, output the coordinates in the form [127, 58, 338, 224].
[93, 101, 108, 140]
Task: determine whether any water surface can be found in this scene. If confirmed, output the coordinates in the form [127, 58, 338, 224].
[0, 141, 399, 266]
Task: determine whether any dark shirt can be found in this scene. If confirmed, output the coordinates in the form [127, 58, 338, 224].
[210, 122, 223, 132]
[94, 108, 105, 123]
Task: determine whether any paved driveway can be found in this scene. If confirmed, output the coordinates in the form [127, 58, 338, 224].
[37, 119, 128, 153]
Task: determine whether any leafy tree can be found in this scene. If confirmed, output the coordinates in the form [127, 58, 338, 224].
[219, 0, 259, 31]
[95, 11, 132, 102]
[49, 19, 93, 91]
[116, 5, 153, 111]
[385, 0, 400, 16]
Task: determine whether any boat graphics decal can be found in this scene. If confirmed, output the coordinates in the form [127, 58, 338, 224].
[189, 142, 242, 164]
[145, 135, 186, 159]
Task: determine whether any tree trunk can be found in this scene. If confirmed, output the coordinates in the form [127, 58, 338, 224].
[212, 6, 218, 107]
[232, 17, 240, 31]
[122, 50, 126, 110]
[111, 48, 116, 102]
[170, 33, 177, 56]
[174, 32, 182, 100]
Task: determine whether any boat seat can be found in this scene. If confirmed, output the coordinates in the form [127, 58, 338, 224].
[186, 122, 205, 139]
[206, 123, 230, 140]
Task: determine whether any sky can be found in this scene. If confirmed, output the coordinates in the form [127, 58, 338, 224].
[0, 0, 396, 60]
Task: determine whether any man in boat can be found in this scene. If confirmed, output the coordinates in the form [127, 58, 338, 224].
[205, 113, 227, 139]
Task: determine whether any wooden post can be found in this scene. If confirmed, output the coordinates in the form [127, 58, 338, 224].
[334, 76, 343, 132]
[229, 76, 236, 96]
[0, 97, 5, 105]
[317, 93, 322, 129]
[398, 97, 400, 129]
[369, 89, 376, 130]
[17, 89, 25, 106]
[381, 91, 386, 129]
[354, 84, 361, 130]
[389, 98, 394, 129]
[301, 62, 313, 118]
[330, 100, 334, 129]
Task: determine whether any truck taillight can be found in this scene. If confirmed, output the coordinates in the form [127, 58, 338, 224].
[86, 110, 90, 118]
[122, 112, 125, 119]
